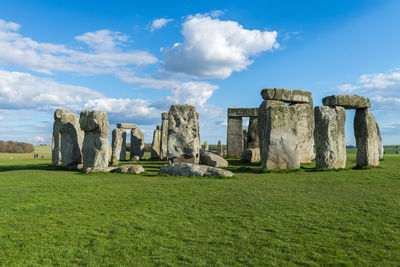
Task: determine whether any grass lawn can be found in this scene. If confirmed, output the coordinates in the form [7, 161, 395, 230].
[0, 148, 399, 265]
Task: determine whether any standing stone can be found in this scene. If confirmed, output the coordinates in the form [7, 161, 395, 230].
[160, 112, 169, 160]
[241, 148, 260, 163]
[314, 106, 346, 169]
[217, 140, 223, 156]
[243, 129, 248, 150]
[167, 105, 200, 164]
[131, 128, 145, 160]
[111, 128, 126, 166]
[227, 116, 243, 158]
[247, 117, 259, 149]
[292, 103, 314, 163]
[52, 109, 84, 168]
[79, 110, 110, 171]
[354, 108, 379, 167]
[258, 100, 300, 170]
[376, 122, 384, 160]
[204, 141, 209, 151]
[151, 125, 162, 159]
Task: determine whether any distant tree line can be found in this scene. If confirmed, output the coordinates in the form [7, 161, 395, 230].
[0, 141, 35, 153]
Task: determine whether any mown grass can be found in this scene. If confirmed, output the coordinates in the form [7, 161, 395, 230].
[0, 149, 399, 265]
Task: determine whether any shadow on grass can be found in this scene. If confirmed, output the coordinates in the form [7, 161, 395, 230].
[0, 163, 73, 172]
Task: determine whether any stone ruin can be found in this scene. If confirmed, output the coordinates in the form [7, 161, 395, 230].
[160, 112, 169, 160]
[167, 105, 201, 164]
[79, 110, 110, 172]
[258, 88, 314, 170]
[111, 123, 137, 165]
[131, 128, 145, 160]
[52, 109, 84, 168]
[151, 125, 161, 159]
[227, 108, 259, 158]
[315, 94, 380, 168]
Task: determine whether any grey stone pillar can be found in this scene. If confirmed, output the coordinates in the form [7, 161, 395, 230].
[217, 140, 223, 156]
[151, 125, 162, 159]
[111, 128, 126, 166]
[247, 117, 259, 149]
[160, 112, 169, 160]
[259, 100, 300, 170]
[376, 122, 384, 160]
[227, 116, 243, 158]
[314, 106, 346, 169]
[131, 128, 145, 160]
[354, 108, 379, 167]
[204, 141, 209, 151]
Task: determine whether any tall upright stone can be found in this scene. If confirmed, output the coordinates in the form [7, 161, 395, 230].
[111, 128, 126, 166]
[314, 106, 346, 169]
[354, 108, 379, 167]
[217, 140, 223, 156]
[204, 141, 209, 151]
[131, 128, 145, 160]
[247, 117, 259, 149]
[151, 125, 162, 159]
[227, 116, 243, 157]
[167, 105, 200, 164]
[258, 100, 300, 170]
[243, 129, 248, 150]
[52, 109, 84, 168]
[160, 112, 169, 160]
[79, 110, 110, 171]
[376, 122, 384, 160]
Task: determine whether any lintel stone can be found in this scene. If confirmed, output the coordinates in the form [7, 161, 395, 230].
[117, 123, 137, 129]
[227, 108, 259, 118]
[322, 94, 371, 109]
[261, 88, 311, 103]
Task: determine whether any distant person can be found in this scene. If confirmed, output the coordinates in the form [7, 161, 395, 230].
[41, 154, 44, 159]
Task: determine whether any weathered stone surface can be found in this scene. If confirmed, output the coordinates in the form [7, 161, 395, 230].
[200, 150, 228, 167]
[217, 140, 223, 156]
[247, 117, 259, 149]
[111, 164, 145, 174]
[240, 148, 260, 163]
[160, 112, 169, 160]
[354, 108, 379, 167]
[131, 128, 144, 160]
[117, 123, 137, 129]
[261, 88, 311, 103]
[84, 166, 115, 173]
[159, 163, 233, 177]
[111, 128, 126, 166]
[52, 109, 84, 168]
[292, 103, 314, 163]
[167, 105, 200, 164]
[203, 141, 209, 151]
[227, 116, 243, 157]
[322, 94, 371, 109]
[151, 126, 161, 159]
[258, 100, 300, 170]
[314, 106, 346, 169]
[243, 129, 248, 150]
[227, 108, 259, 117]
[376, 122, 384, 160]
[80, 110, 110, 170]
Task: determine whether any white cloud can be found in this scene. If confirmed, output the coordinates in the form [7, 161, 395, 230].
[150, 18, 174, 32]
[0, 18, 157, 75]
[75, 29, 129, 51]
[162, 14, 279, 79]
[381, 121, 400, 135]
[0, 115, 4, 121]
[336, 70, 400, 111]
[0, 69, 103, 109]
[34, 136, 45, 142]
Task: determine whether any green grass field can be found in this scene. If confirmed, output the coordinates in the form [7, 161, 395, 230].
[0, 147, 399, 265]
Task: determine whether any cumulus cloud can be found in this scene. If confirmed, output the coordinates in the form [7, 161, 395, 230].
[75, 29, 129, 51]
[0, 18, 157, 75]
[0, 69, 103, 109]
[34, 136, 45, 142]
[162, 14, 279, 79]
[150, 18, 174, 32]
[336, 70, 400, 110]
[381, 121, 400, 135]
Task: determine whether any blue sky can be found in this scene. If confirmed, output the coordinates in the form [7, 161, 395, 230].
[0, 0, 399, 145]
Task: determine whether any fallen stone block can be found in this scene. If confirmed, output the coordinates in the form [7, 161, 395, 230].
[200, 150, 228, 167]
[159, 163, 233, 177]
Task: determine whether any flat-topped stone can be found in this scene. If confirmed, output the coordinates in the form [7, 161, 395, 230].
[261, 88, 311, 103]
[227, 108, 259, 118]
[117, 123, 137, 129]
[322, 95, 371, 109]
